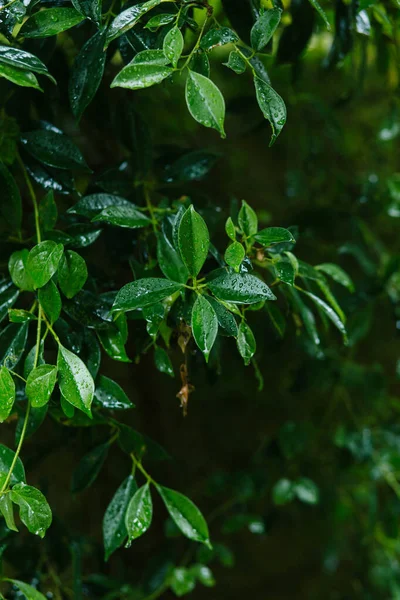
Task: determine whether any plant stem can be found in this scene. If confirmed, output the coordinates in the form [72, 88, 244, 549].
[130, 453, 155, 484]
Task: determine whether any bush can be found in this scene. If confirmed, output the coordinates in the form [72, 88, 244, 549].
[0, 0, 399, 598]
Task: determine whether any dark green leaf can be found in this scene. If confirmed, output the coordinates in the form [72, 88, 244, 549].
[170, 567, 196, 597]
[254, 75, 286, 146]
[20, 8, 85, 38]
[224, 50, 246, 74]
[103, 475, 137, 560]
[308, 0, 330, 29]
[27, 240, 63, 289]
[185, 71, 226, 137]
[189, 52, 210, 77]
[237, 321, 256, 365]
[71, 443, 109, 492]
[206, 296, 238, 337]
[111, 58, 173, 90]
[0, 492, 18, 531]
[200, 26, 238, 50]
[68, 193, 134, 218]
[10, 483, 52, 537]
[125, 483, 153, 543]
[0, 45, 55, 82]
[0, 366, 15, 422]
[26, 364, 57, 408]
[21, 130, 90, 171]
[113, 278, 183, 313]
[178, 205, 210, 278]
[58, 250, 88, 299]
[71, 0, 101, 23]
[106, 0, 164, 45]
[157, 232, 189, 283]
[275, 256, 295, 286]
[39, 190, 58, 231]
[146, 13, 175, 30]
[0, 322, 28, 369]
[97, 323, 131, 363]
[254, 227, 295, 246]
[154, 346, 174, 377]
[8, 249, 35, 291]
[57, 344, 95, 416]
[272, 478, 295, 505]
[69, 30, 106, 120]
[92, 205, 151, 228]
[191, 294, 218, 362]
[0, 162, 22, 233]
[0, 63, 42, 91]
[38, 280, 61, 324]
[163, 150, 219, 183]
[158, 485, 211, 547]
[299, 288, 348, 343]
[0, 285, 19, 323]
[250, 8, 282, 52]
[8, 308, 36, 323]
[208, 272, 276, 304]
[163, 26, 184, 68]
[293, 477, 320, 504]
[316, 263, 355, 292]
[94, 375, 134, 410]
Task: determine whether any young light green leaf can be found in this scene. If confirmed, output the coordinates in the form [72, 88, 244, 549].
[20, 8, 85, 38]
[10, 483, 52, 538]
[103, 475, 137, 560]
[293, 477, 320, 504]
[95, 375, 134, 410]
[27, 241, 63, 289]
[250, 8, 282, 52]
[0, 366, 15, 422]
[21, 130, 90, 171]
[225, 217, 236, 241]
[4, 579, 47, 600]
[0, 63, 42, 91]
[69, 29, 106, 120]
[0, 162, 22, 233]
[158, 485, 211, 547]
[238, 200, 258, 237]
[57, 344, 95, 416]
[125, 483, 153, 543]
[191, 294, 218, 362]
[157, 232, 189, 284]
[254, 75, 286, 146]
[224, 242, 245, 272]
[9, 249, 35, 291]
[178, 205, 210, 278]
[71, 443, 109, 492]
[316, 263, 355, 292]
[38, 280, 61, 324]
[163, 26, 184, 68]
[0, 493, 18, 531]
[185, 70, 226, 137]
[0, 444, 26, 485]
[92, 205, 151, 228]
[106, 0, 164, 45]
[254, 227, 295, 246]
[113, 278, 183, 313]
[154, 346, 174, 377]
[26, 364, 57, 408]
[208, 272, 276, 304]
[237, 321, 256, 365]
[58, 250, 88, 299]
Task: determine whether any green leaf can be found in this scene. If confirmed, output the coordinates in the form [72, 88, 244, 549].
[154, 346, 174, 377]
[190, 564, 215, 587]
[293, 477, 320, 504]
[0, 444, 26, 484]
[125, 483, 153, 543]
[178, 205, 210, 278]
[250, 8, 282, 52]
[163, 26, 184, 68]
[275, 256, 295, 286]
[58, 250, 88, 299]
[68, 194, 135, 218]
[69, 30, 106, 120]
[200, 26, 238, 51]
[225, 217, 236, 241]
[265, 302, 286, 338]
[254, 227, 295, 246]
[39, 190, 58, 231]
[238, 200, 258, 237]
[27, 241, 64, 289]
[21, 130, 90, 171]
[103, 475, 137, 560]
[208, 272, 276, 304]
[0, 492, 18, 531]
[157, 231, 189, 284]
[38, 280, 61, 324]
[170, 567, 196, 596]
[146, 13, 175, 30]
[316, 263, 355, 292]
[185, 71, 226, 137]
[4, 580, 47, 600]
[8, 249, 35, 291]
[191, 294, 218, 362]
[71, 443, 109, 492]
[307, 0, 331, 29]
[10, 483, 52, 537]
[92, 205, 151, 228]
[206, 296, 238, 337]
[57, 344, 95, 416]
[272, 478, 295, 505]
[0, 366, 15, 422]
[20, 8, 85, 38]
[189, 52, 210, 77]
[106, 0, 164, 45]
[111, 58, 173, 90]
[158, 485, 211, 547]
[237, 321, 256, 365]
[224, 242, 245, 272]
[0, 63, 42, 91]
[0, 162, 22, 233]
[224, 50, 246, 74]
[0, 323, 28, 369]
[0, 286, 19, 324]
[25, 364, 57, 408]
[97, 323, 131, 363]
[254, 75, 286, 146]
[289, 288, 320, 347]
[71, 0, 101, 23]
[0, 45, 55, 83]
[95, 375, 134, 410]
[299, 289, 348, 343]
[113, 278, 183, 313]
[8, 309, 36, 323]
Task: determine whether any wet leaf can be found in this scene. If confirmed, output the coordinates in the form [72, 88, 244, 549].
[92, 205, 151, 228]
[224, 242, 245, 272]
[113, 278, 183, 313]
[200, 26, 238, 51]
[191, 294, 218, 362]
[58, 250, 88, 299]
[154, 346, 174, 377]
[0, 366, 15, 422]
[103, 475, 137, 560]
[26, 364, 57, 408]
[208, 272, 276, 304]
[157, 231, 189, 284]
[27, 240, 63, 289]
[254, 75, 286, 146]
[185, 71, 225, 137]
[254, 227, 295, 246]
[0, 322, 28, 369]
[57, 344, 95, 416]
[0, 45, 55, 83]
[237, 321, 256, 365]
[163, 26, 184, 68]
[125, 483, 153, 543]
[250, 8, 282, 52]
[95, 375, 134, 410]
[71, 0, 101, 23]
[21, 130, 90, 171]
[0, 444, 26, 484]
[71, 443, 109, 492]
[0, 63, 42, 91]
[224, 50, 246, 74]
[178, 205, 210, 278]
[106, 0, 164, 45]
[0, 492, 18, 531]
[38, 280, 61, 324]
[8, 250, 35, 291]
[316, 263, 354, 292]
[158, 485, 211, 547]
[20, 8, 85, 38]
[10, 483, 52, 537]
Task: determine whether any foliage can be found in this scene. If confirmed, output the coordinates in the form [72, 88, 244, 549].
[0, 0, 399, 597]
